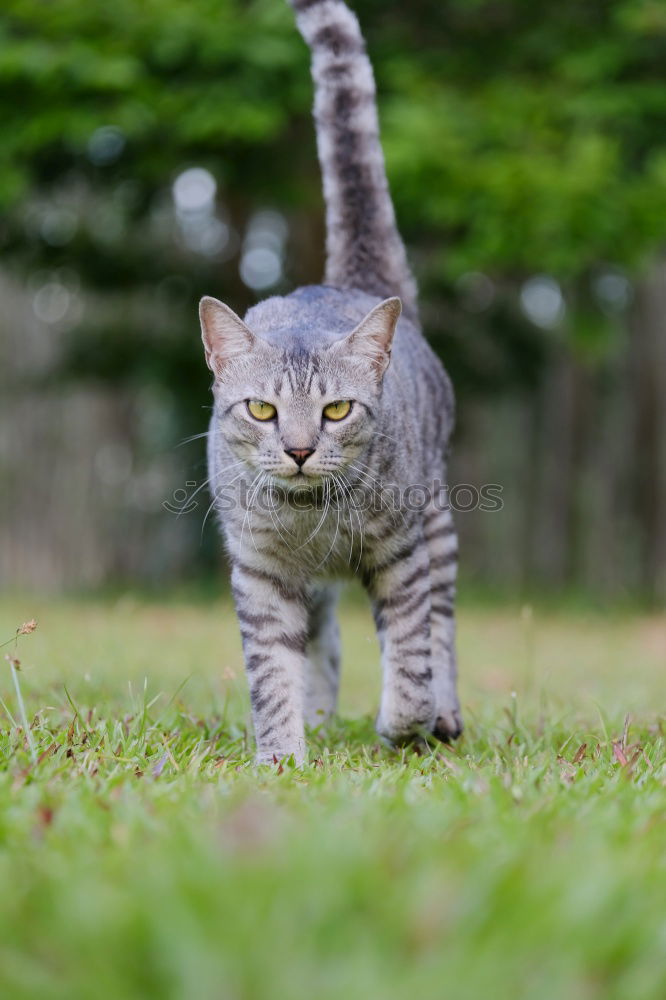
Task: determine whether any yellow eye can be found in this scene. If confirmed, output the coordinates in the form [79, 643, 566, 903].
[247, 399, 276, 421]
[323, 400, 352, 421]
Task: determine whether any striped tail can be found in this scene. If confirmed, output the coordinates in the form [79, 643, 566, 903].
[288, 0, 419, 322]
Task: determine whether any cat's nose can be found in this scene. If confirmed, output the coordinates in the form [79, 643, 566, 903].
[285, 447, 315, 468]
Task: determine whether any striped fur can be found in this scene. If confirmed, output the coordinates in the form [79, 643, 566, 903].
[198, 1, 461, 764]
[289, 0, 419, 321]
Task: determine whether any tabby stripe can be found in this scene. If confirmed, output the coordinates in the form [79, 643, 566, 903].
[369, 538, 423, 578]
[236, 608, 281, 630]
[374, 585, 429, 625]
[245, 653, 274, 675]
[428, 551, 458, 572]
[236, 562, 305, 601]
[251, 688, 290, 716]
[312, 25, 363, 54]
[394, 646, 431, 660]
[321, 62, 360, 83]
[395, 689, 433, 717]
[425, 504, 446, 521]
[257, 710, 294, 743]
[380, 582, 429, 614]
[252, 694, 290, 723]
[250, 631, 307, 652]
[305, 363, 317, 394]
[397, 665, 433, 686]
[424, 523, 455, 544]
[393, 615, 430, 647]
[397, 562, 431, 593]
[431, 602, 454, 618]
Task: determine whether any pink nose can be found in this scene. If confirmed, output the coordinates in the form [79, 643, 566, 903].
[286, 448, 314, 468]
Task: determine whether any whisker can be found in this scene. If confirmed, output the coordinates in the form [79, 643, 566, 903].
[334, 474, 354, 565]
[199, 470, 245, 541]
[344, 472, 365, 571]
[178, 459, 245, 518]
[265, 485, 296, 542]
[348, 461, 384, 485]
[247, 473, 267, 555]
[316, 479, 340, 570]
[176, 431, 211, 448]
[265, 483, 296, 550]
[348, 462, 406, 528]
[339, 471, 364, 571]
[293, 476, 331, 550]
[239, 472, 263, 556]
[371, 431, 401, 446]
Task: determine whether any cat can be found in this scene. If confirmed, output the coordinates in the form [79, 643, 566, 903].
[199, 0, 462, 764]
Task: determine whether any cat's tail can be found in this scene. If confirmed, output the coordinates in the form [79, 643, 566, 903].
[288, 0, 419, 321]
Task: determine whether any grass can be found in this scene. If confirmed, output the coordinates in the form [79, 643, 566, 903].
[0, 589, 664, 1000]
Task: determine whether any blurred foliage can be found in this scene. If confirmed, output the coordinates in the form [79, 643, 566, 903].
[1, 0, 665, 405]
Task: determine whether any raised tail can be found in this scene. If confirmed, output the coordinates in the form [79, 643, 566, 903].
[288, 0, 419, 322]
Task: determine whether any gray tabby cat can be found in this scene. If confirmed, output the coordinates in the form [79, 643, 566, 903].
[199, 0, 462, 764]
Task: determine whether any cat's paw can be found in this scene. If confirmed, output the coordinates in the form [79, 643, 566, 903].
[375, 704, 437, 747]
[432, 706, 464, 743]
[255, 746, 306, 768]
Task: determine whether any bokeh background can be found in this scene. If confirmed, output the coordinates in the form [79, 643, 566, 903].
[1, 0, 665, 602]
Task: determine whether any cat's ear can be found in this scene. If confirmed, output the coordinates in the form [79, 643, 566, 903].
[199, 296, 255, 377]
[337, 297, 402, 378]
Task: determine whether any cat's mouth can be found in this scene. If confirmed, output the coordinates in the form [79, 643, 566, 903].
[271, 469, 321, 487]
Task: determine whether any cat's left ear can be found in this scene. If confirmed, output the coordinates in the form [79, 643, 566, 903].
[199, 296, 256, 378]
[335, 297, 402, 379]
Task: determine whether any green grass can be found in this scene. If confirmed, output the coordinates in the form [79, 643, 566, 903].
[0, 591, 665, 1000]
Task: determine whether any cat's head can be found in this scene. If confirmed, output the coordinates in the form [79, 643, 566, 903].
[199, 294, 401, 483]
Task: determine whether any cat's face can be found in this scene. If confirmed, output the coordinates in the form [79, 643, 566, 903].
[200, 296, 401, 484]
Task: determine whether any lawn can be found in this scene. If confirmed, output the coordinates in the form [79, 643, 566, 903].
[0, 590, 664, 1000]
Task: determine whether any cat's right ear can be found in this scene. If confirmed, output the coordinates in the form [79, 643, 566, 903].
[199, 297, 255, 378]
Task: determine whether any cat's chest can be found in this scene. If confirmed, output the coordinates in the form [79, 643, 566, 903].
[227, 494, 365, 578]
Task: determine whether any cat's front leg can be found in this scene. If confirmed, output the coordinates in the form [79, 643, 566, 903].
[304, 585, 341, 728]
[424, 505, 463, 742]
[368, 538, 437, 744]
[231, 561, 308, 765]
